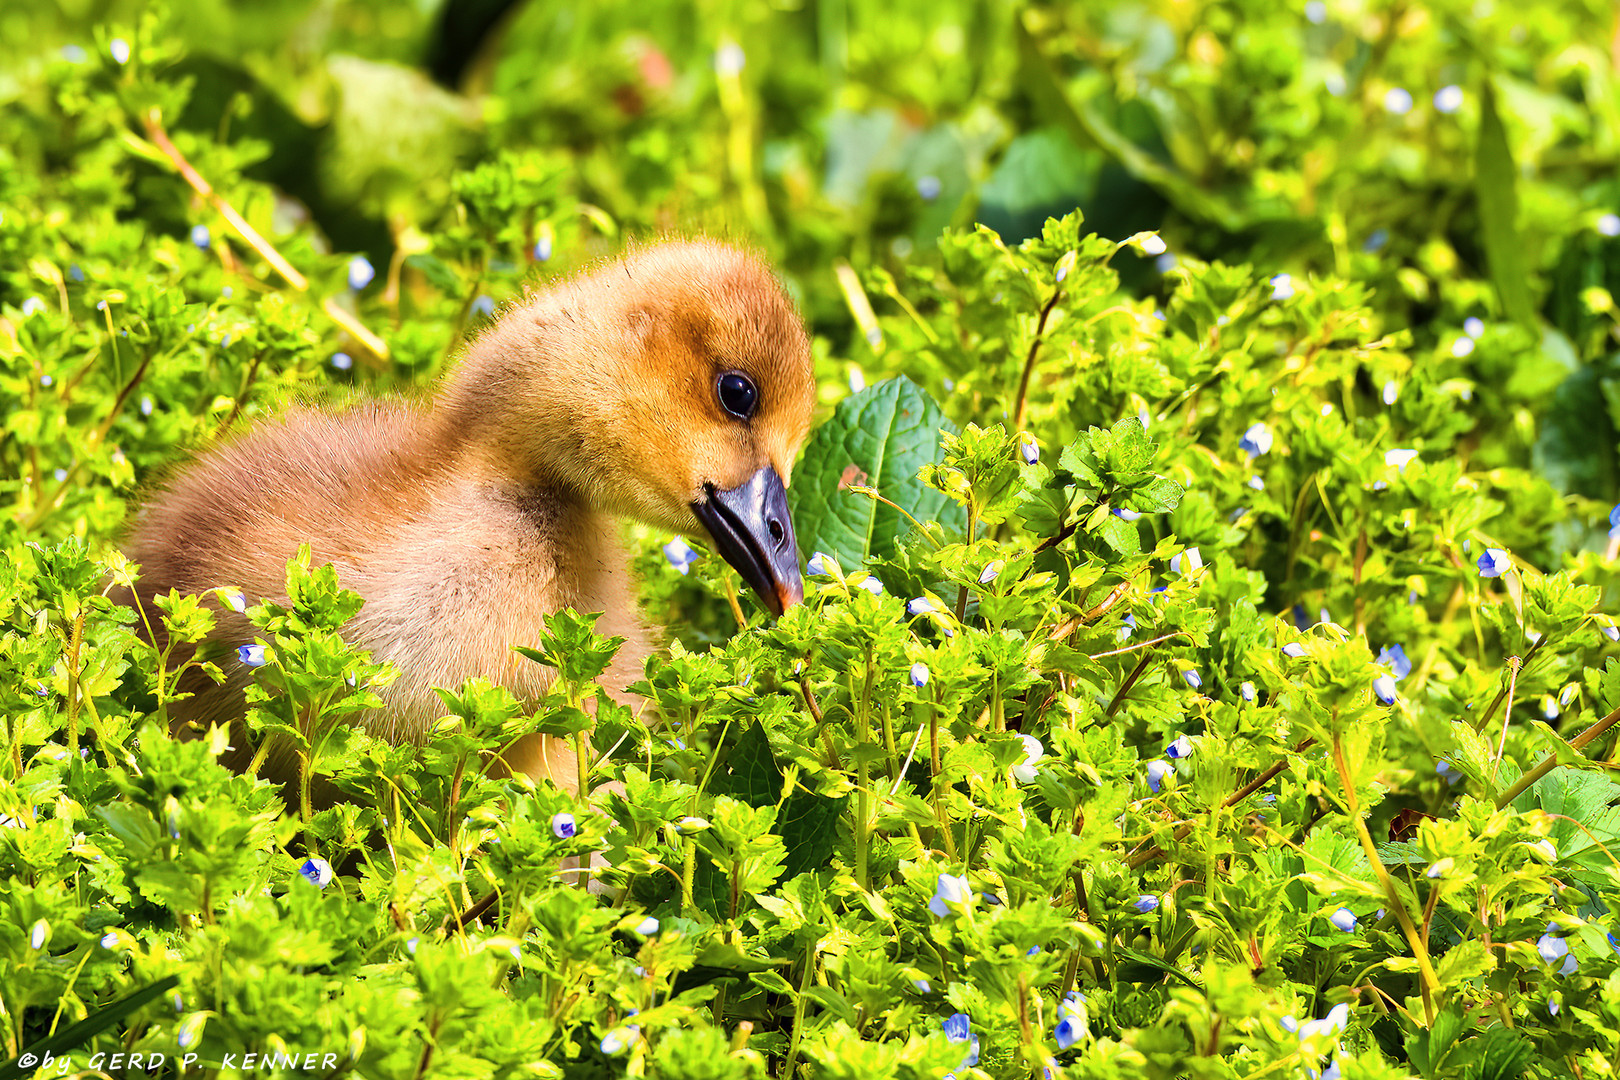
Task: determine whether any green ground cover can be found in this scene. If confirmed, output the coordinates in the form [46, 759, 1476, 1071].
[5, 1, 1620, 1076]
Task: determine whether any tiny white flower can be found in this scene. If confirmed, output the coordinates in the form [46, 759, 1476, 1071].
[1384, 87, 1413, 114]
[1384, 448, 1419, 470]
[1451, 336, 1475, 358]
[1305, 0, 1327, 22]
[347, 255, 375, 291]
[1012, 734, 1044, 784]
[1464, 316, 1485, 339]
[1433, 85, 1464, 113]
[110, 38, 130, 64]
[713, 41, 746, 76]
[928, 873, 975, 917]
[1600, 214, 1620, 238]
[634, 916, 659, 936]
[1139, 234, 1168, 256]
[1270, 274, 1294, 301]
[1170, 547, 1203, 575]
[910, 662, 930, 688]
[1383, 381, 1399, 405]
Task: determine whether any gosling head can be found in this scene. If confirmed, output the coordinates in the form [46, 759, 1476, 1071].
[451, 239, 816, 615]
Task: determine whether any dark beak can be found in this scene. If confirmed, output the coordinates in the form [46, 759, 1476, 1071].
[690, 466, 803, 616]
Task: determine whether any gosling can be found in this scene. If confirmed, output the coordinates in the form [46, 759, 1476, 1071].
[118, 240, 816, 793]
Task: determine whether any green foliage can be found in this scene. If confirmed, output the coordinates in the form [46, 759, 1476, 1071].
[4, 1, 1620, 1079]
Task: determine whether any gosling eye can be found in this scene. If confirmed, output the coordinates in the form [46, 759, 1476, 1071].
[716, 372, 759, 421]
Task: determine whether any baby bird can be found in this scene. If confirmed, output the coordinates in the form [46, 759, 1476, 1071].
[119, 240, 815, 792]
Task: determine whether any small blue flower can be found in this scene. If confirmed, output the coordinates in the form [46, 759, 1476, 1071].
[1240, 681, 1256, 702]
[61, 44, 86, 63]
[551, 812, 576, 839]
[663, 536, 699, 575]
[102, 931, 120, 949]
[1165, 735, 1193, 760]
[1436, 761, 1462, 785]
[910, 663, 930, 688]
[1434, 84, 1464, 113]
[942, 1012, 970, 1043]
[1464, 316, 1485, 340]
[928, 873, 974, 918]
[634, 916, 659, 936]
[1537, 932, 1578, 974]
[1240, 423, 1273, 457]
[1384, 86, 1413, 114]
[110, 38, 130, 64]
[300, 858, 334, 888]
[1181, 669, 1202, 690]
[1133, 894, 1160, 914]
[1055, 1013, 1085, 1050]
[907, 597, 936, 616]
[1605, 625, 1620, 642]
[1170, 547, 1202, 574]
[1609, 502, 1620, 539]
[1376, 644, 1411, 680]
[1119, 613, 1136, 641]
[1477, 548, 1510, 578]
[1373, 674, 1398, 705]
[807, 551, 830, 576]
[1112, 507, 1142, 521]
[472, 295, 495, 317]
[190, 224, 211, 249]
[534, 233, 553, 262]
[238, 644, 267, 667]
[348, 255, 375, 291]
[1384, 448, 1418, 470]
[857, 575, 883, 595]
[1329, 907, 1357, 932]
[1146, 759, 1174, 793]
[913, 978, 931, 994]
[1019, 435, 1040, 465]
[1549, 994, 1562, 1017]
[1282, 642, 1306, 658]
[979, 561, 1003, 585]
[916, 175, 942, 201]
[30, 920, 47, 949]
[1383, 381, 1399, 405]
[331, 351, 353, 371]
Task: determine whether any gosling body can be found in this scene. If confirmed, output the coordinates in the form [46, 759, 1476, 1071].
[120, 240, 815, 790]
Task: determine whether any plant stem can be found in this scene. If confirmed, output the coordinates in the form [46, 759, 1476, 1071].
[1495, 702, 1620, 809]
[1012, 283, 1064, 429]
[65, 610, 84, 755]
[1330, 734, 1438, 1025]
[1106, 651, 1157, 718]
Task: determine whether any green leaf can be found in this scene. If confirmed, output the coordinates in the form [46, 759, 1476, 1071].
[1466, 1026, 1534, 1080]
[1476, 80, 1535, 327]
[790, 377, 964, 567]
[0, 976, 180, 1080]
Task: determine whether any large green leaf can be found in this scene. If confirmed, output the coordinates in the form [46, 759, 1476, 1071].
[789, 376, 963, 567]
[1476, 80, 1536, 327]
